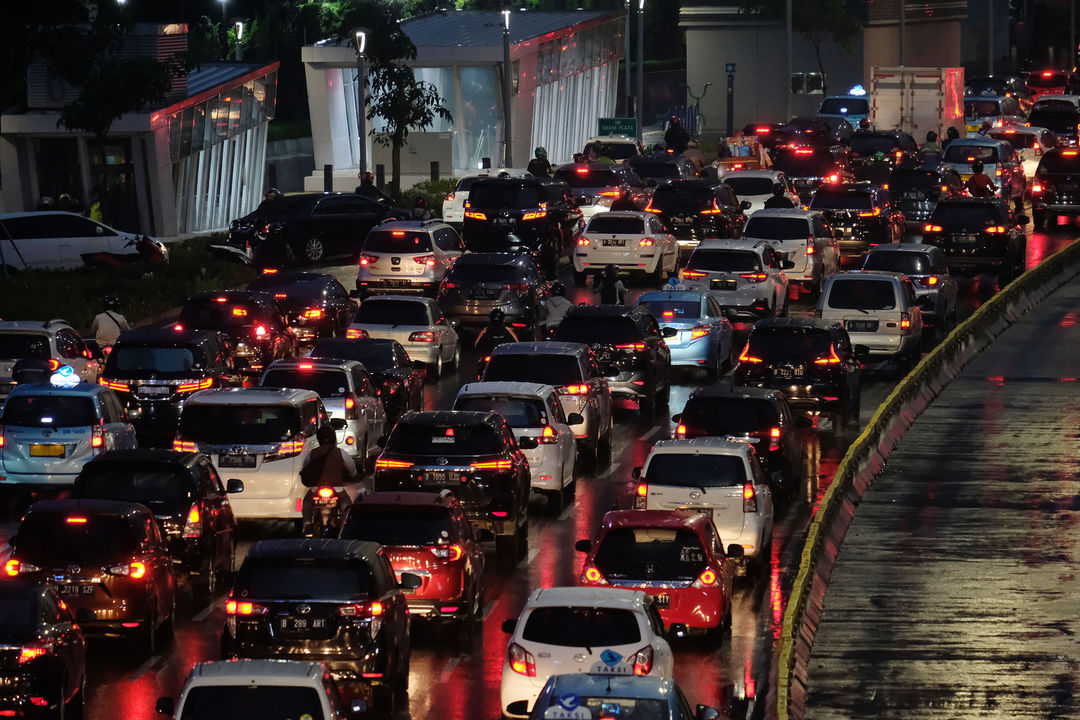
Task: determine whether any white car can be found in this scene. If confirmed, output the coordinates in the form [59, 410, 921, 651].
[742, 208, 841, 296]
[574, 211, 679, 285]
[817, 270, 924, 366]
[679, 239, 790, 321]
[442, 169, 531, 229]
[988, 126, 1057, 180]
[583, 134, 646, 162]
[347, 295, 461, 377]
[0, 211, 166, 271]
[453, 381, 578, 511]
[500, 586, 674, 718]
[718, 169, 799, 214]
[634, 437, 774, 564]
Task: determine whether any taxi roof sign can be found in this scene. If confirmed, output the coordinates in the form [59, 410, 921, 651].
[589, 660, 632, 676]
[545, 705, 591, 720]
[49, 365, 80, 388]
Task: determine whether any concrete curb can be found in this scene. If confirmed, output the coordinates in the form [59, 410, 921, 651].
[773, 238, 1080, 720]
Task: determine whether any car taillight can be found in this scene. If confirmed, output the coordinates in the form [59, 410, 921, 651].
[639, 237, 654, 247]
[408, 331, 436, 343]
[598, 189, 620, 197]
[634, 482, 647, 508]
[700, 199, 724, 214]
[615, 343, 645, 351]
[173, 440, 197, 452]
[693, 568, 718, 587]
[183, 503, 202, 539]
[429, 544, 464, 561]
[583, 565, 607, 584]
[266, 438, 305, 460]
[382, 377, 402, 394]
[226, 600, 269, 616]
[806, 238, 815, 255]
[738, 343, 762, 363]
[675, 424, 686, 436]
[359, 254, 379, 266]
[522, 209, 547, 221]
[631, 645, 654, 675]
[984, 225, 1006, 233]
[340, 601, 384, 617]
[644, 205, 662, 213]
[100, 379, 130, 392]
[375, 458, 414, 470]
[814, 346, 842, 365]
[413, 254, 436, 267]
[924, 224, 942, 232]
[508, 643, 536, 676]
[682, 270, 707, 279]
[506, 283, 530, 296]
[1032, 183, 1043, 193]
[3, 560, 18, 576]
[558, 384, 589, 395]
[17, 642, 50, 664]
[445, 192, 455, 202]
[91, 425, 105, 452]
[918, 276, 940, 287]
[690, 325, 711, 340]
[900, 311, 913, 333]
[743, 483, 757, 512]
[108, 561, 147, 579]
[177, 377, 213, 393]
[346, 328, 369, 339]
[344, 394, 359, 420]
[857, 207, 882, 217]
[302, 308, 324, 319]
[464, 210, 487, 220]
[577, 236, 590, 246]
[471, 459, 512, 471]
[538, 425, 559, 444]
[740, 272, 768, 282]
[254, 325, 267, 338]
[0, 424, 5, 449]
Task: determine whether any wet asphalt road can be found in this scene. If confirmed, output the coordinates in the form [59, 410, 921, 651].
[3, 220, 1074, 720]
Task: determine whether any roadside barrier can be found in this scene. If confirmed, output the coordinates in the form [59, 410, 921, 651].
[773, 238, 1080, 720]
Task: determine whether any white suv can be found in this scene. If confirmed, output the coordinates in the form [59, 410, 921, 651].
[355, 220, 464, 298]
[718, 169, 799, 214]
[574, 211, 679, 285]
[500, 586, 674, 718]
[742, 209, 841, 297]
[679, 239, 791, 321]
[817, 270, 924, 367]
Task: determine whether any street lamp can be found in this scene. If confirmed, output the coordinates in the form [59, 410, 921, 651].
[234, 21, 244, 62]
[637, 0, 644, 134]
[502, 9, 513, 167]
[624, 0, 631, 118]
[218, 0, 226, 23]
[353, 28, 369, 174]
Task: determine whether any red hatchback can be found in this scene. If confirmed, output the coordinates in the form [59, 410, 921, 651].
[575, 510, 740, 638]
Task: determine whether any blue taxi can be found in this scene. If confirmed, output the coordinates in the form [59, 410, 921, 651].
[636, 288, 735, 377]
[528, 672, 721, 720]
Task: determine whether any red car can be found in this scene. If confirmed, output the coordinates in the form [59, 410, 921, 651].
[574, 510, 740, 638]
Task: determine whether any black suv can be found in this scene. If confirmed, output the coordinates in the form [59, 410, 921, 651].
[462, 175, 582, 276]
[178, 291, 298, 376]
[770, 145, 855, 202]
[1030, 148, 1080, 229]
[373, 410, 534, 568]
[247, 271, 357, 345]
[437, 252, 550, 336]
[922, 199, 1028, 282]
[308, 338, 424, 424]
[552, 163, 647, 211]
[628, 153, 697, 186]
[849, 130, 919, 177]
[644, 179, 750, 250]
[101, 328, 235, 446]
[1026, 106, 1080, 147]
[553, 305, 672, 419]
[734, 318, 863, 432]
[808, 184, 905, 263]
[888, 162, 966, 230]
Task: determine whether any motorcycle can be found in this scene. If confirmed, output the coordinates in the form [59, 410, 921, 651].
[82, 235, 168, 267]
[303, 485, 346, 538]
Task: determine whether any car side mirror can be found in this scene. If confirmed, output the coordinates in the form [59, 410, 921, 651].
[740, 200, 752, 210]
[349, 289, 362, 299]
[518, 436, 539, 450]
[501, 617, 518, 634]
[574, 539, 592, 553]
[376, 435, 387, 448]
[330, 418, 348, 431]
[696, 705, 721, 720]
[506, 701, 529, 717]
[671, 413, 682, 423]
[566, 412, 584, 426]
[632, 466, 643, 479]
[226, 478, 244, 494]
[661, 326, 677, 338]
[782, 260, 796, 269]
[96, 225, 105, 235]
[156, 697, 175, 716]
[399, 572, 423, 590]
[477, 528, 495, 542]
[726, 544, 745, 559]
[1017, 215, 1030, 225]
[854, 344, 870, 360]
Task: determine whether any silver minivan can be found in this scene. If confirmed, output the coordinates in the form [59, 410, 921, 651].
[355, 220, 464, 298]
[817, 270, 923, 367]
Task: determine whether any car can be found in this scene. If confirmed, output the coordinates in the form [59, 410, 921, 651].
[437, 252, 551, 338]
[340, 491, 486, 629]
[0, 379, 137, 492]
[635, 289, 735, 376]
[1029, 94, 1080, 112]
[887, 162, 967, 233]
[628, 154, 698, 188]
[633, 438, 774, 567]
[259, 358, 387, 469]
[816, 271, 924, 367]
[453, 382, 579, 511]
[100, 327, 235, 447]
[307, 338, 424, 425]
[672, 384, 802, 490]
[346, 294, 460, 378]
[462, 175, 583, 277]
[769, 144, 855, 202]
[528, 672, 721, 720]
[173, 387, 342, 523]
[373, 410, 533, 568]
[1025, 105, 1080, 148]
[573, 211, 679, 285]
[575, 509, 739, 636]
[716, 169, 799, 214]
[988, 126, 1057, 179]
[732, 318, 863, 433]
[247, 271, 358, 345]
[0, 581, 86, 718]
[583, 134, 646, 162]
[0, 211, 163, 271]
[1030, 147, 1080, 228]
[481, 342, 614, 466]
[442, 169, 532, 230]
[552, 163, 647, 221]
[775, 116, 854, 147]
[226, 192, 399, 263]
[862, 243, 958, 330]
[177, 291, 299, 377]
[4, 498, 177, 653]
[942, 137, 1027, 204]
[643, 179, 750, 252]
[156, 659, 357, 720]
[552, 305, 673, 419]
[355, 219, 466, 298]
[848, 130, 920, 177]
[966, 74, 1034, 111]
[742, 208, 842, 296]
[922, 198, 1028, 281]
[1026, 69, 1071, 101]
[0, 320, 101, 401]
[678, 239, 791, 321]
[818, 94, 871, 127]
[499, 586, 675, 718]
[963, 95, 1025, 136]
[72, 449, 240, 595]
[220, 538, 417, 713]
[808, 184, 906, 264]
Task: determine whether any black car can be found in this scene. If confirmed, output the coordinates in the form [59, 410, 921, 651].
[246, 271, 358, 345]
[101, 328, 236, 446]
[628, 153, 697, 187]
[733, 318, 863, 433]
[0, 581, 86, 718]
[808, 185, 906, 263]
[553, 304, 672, 419]
[672, 384, 802, 493]
[888, 162, 967, 230]
[775, 115, 854, 147]
[307, 337, 424, 425]
[552, 163, 647, 210]
[437, 252, 550, 336]
[770, 145, 855, 202]
[922, 199, 1028, 282]
[221, 538, 418, 713]
[1026, 107, 1080, 147]
[644, 179, 750, 250]
[178, 291, 299, 376]
[1030, 147, 1080, 228]
[462, 175, 583, 276]
[373, 410, 535, 568]
[967, 74, 1033, 110]
[73, 449, 240, 596]
[849, 130, 919, 177]
[227, 193, 399, 263]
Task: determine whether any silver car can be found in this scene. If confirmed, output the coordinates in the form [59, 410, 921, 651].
[742, 209, 841, 297]
[0, 320, 102, 401]
[347, 295, 461, 377]
[862, 243, 958, 331]
[355, 220, 464, 298]
[679, 239, 791, 321]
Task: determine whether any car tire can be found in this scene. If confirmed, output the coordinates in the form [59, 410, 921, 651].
[450, 342, 461, 371]
[495, 532, 519, 570]
[1033, 209, 1045, 230]
[303, 237, 325, 263]
[429, 353, 443, 381]
[573, 270, 587, 287]
[139, 602, 157, 657]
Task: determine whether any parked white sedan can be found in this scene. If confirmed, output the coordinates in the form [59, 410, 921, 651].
[346, 295, 460, 377]
[573, 211, 679, 285]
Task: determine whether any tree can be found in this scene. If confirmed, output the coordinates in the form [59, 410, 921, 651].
[367, 62, 452, 195]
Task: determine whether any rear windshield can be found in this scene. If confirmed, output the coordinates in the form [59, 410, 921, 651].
[851, 135, 902, 155]
[1030, 110, 1080, 132]
[178, 404, 300, 444]
[1037, 151, 1080, 174]
[555, 317, 640, 345]
[553, 167, 621, 188]
[1, 395, 96, 428]
[363, 230, 433, 254]
[809, 191, 873, 210]
[826, 279, 898, 310]
[483, 354, 582, 386]
[247, 277, 325, 299]
[467, 184, 541, 208]
[590, 142, 638, 160]
[1033, 99, 1075, 111]
[771, 150, 834, 177]
[261, 368, 350, 399]
[630, 161, 682, 180]
[863, 252, 932, 275]
[586, 216, 646, 235]
[650, 185, 714, 212]
[235, 557, 371, 600]
[445, 263, 524, 285]
[180, 299, 270, 329]
[967, 79, 1008, 94]
[0, 334, 51, 360]
[644, 452, 747, 486]
[179, 686, 324, 720]
[342, 507, 452, 546]
[353, 300, 429, 326]
[744, 216, 809, 240]
[637, 300, 699, 320]
[942, 145, 1000, 164]
[595, 527, 708, 582]
[309, 340, 394, 371]
[744, 328, 834, 362]
[819, 98, 869, 115]
[15, 513, 140, 566]
[76, 465, 192, 508]
[521, 606, 641, 647]
[0, 595, 35, 631]
[722, 176, 775, 197]
[454, 396, 546, 426]
[563, 698, 665, 720]
[989, 132, 1038, 149]
[107, 345, 203, 377]
[965, 100, 1002, 117]
[680, 398, 781, 436]
[686, 250, 760, 273]
[384, 422, 502, 455]
[889, 169, 945, 193]
[1028, 72, 1068, 88]
[929, 203, 1003, 227]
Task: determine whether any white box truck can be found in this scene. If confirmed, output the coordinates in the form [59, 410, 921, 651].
[870, 67, 965, 141]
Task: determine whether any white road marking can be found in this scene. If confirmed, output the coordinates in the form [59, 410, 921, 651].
[641, 424, 662, 442]
[482, 599, 498, 620]
[130, 654, 161, 681]
[193, 598, 221, 623]
[439, 656, 461, 682]
[521, 546, 540, 568]
[557, 503, 574, 521]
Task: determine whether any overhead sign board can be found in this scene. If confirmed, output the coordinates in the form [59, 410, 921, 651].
[597, 117, 638, 137]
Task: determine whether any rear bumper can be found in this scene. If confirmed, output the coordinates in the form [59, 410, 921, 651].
[229, 642, 382, 681]
[228, 495, 302, 520]
[739, 377, 844, 411]
[668, 341, 714, 368]
[0, 473, 79, 486]
[356, 279, 438, 295]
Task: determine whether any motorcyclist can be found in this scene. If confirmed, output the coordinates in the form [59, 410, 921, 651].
[919, 131, 943, 156]
[475, 307, 519, 358]
[941, 126, 961, 151]
[354, 171, 393, 204]
[763, 184, 795, 209]
[300, 424, 360, 536]
[527, 147, 552, 176]
[609, 186, 639, 211]
[595, 264, 628, 304]
[664, 116, 691, 155]
[965, 160, 999, 198]
[90, 294, 130, 351]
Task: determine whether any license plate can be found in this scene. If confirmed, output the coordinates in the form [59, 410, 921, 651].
[138, 385, 170, 396]
[30, 444, 65, 458]
[773, 367, 793, 379]
[468, 288, 500, 300]
[58, 585, 94, 597]
[602, 238, 626, 247]
[424, 471, 451, 486]
[902, 191, 925, 200]
[846, 320, 878, 332]
[711, 279, 737, 290]
[493, 218, 513, 226]
[220, 454, 256, 468]
[654, 594, 670, 609]
[280, 616, 328, 632]
[956, 234, 977, 244]
[387, 278, 410, 287]
[674, 216, 694, 224]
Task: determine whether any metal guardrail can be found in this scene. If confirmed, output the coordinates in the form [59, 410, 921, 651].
[774, 238, 1080, 720]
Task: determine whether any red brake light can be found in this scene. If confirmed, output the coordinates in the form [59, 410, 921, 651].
[101, 379, 130, 392]
[66, 516, 87, 524]
[129, 561, 147, 580]
[598, 190, 620, 197]
[814, 345, 842, 365]
[254, 325, 267, 338]
[806, 238, 815, 254]
[675, 424, 686, 436]
[584, 566, 603, 583]
[858, 207, 881, 217]
[558, 384, 589, 395]
[794, 148, 814, 155]
[1063, 150, 1079, 156]
[173, 440, 197, 452]
[345, 328, 368, 339]
[697, 568, 717, 586]
[755, 126, 771, 134]
[184, 503, 202, 538]
[743, 483, 757, 512]
[509, 643, 536, 676]
[18, 646, 48, 664]
[4, 560, 20, 577]
[375, 458, 414, 470]
[392, 231, 406, 237]
[464, 210, 487, 220]
[615, 343, 646, 351]
[539, 425, 558, 444]
[445, 192, 455, 202]
[682, 270, 707, 279]
[429, 544, 463, 562]
[631, 645, 654, 675]
[408, 331, 436, 342]
[644, 205, 661, 213]
[231, 307, 247, 317]
[924, 224, 942, 232]
[919, 275, 940, 287]
[739, 272, 768, 282]
[577, 236, 590, 246]
[471, 459, 512, 471]
[303, 308, 324, 319]
[690, 325, 711, 340]
[770, 427, 781, 439]
[639, 237, 654, 247]
[1032, 183, 1044, 193]
[317, 487, 335, 499]
[521, 209, 547, 221]
[575, 166, 590, 174]
[413, 255, 436, 267]
[1043, 71, 1054, 77]
[738, 343, 762, 363]
[359, 254, 379, 266]
[177, 377, 213, 393]
[985, 225, 1006, 233]
[226, 600, 268, 616]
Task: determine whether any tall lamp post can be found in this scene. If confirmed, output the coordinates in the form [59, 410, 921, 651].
[218, 0, 226, 23]
[353, 28, 368, 174]
[636, 0, 644, 133]
[503, 9, 513, 168]
[234, 21, 244, 62]
[624, 0, 631, 117]
[785, 0, 792, 120]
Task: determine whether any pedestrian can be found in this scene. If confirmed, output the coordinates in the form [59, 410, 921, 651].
[665, 116, 690, 155]
[90, 294, 130, 350]
[527, 147, 552, 176]
[965, 160, 999, 198]
[88, 189, 103, 223]
[595, 264, 627, 304]
[355, 171, 392, 204]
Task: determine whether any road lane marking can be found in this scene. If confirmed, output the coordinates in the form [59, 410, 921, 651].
[193, 598, 221, 623]
[557, 503, 574, 521]
[641, 424, 662, 442]
[439, 656, 460, 682]
[482, 599, 498, 620]
[131, 654, 161, 681]
[521, 546, 539, 568]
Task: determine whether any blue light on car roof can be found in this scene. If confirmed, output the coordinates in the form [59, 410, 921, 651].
[849, 85, 867, 96]
[839, 107, 848, 113]
[41, 417, 53, 423]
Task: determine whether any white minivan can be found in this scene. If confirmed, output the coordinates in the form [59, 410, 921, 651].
[817, 270, 923, 367]
[0, 211, 155, 270]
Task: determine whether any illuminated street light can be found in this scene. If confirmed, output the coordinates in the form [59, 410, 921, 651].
[353, 28, 369, 174]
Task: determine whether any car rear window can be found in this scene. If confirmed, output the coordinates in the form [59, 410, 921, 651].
[863, 252, 932, 275]
[178, 404, 300, 444]
[76, 464, 193, 509]
[771, 149, 835, 177]
[553, 167, 621, 188]
[644, 452, 747, 486]
[595, 527, 708, 582]
[809, 191, 874, 210]
[261, 368, 350, 398]
[467, 184, 541, 208]
[744, 328, 834, 363]
[965, 100, 1002, 118]
[554, 316, 640, 345]
[0, 333, 51, 360]
[989, 132, 1039, 149]
[353, 300, 429, 326]
[1, 395, 97, 428]
[744, 216, 810, 240]
[363, 230, 433, 254]
[850, 135, 903, 155]
[819, 98, 869, 115]
[629, 161, 682, 180]
[444, 263, 524, 285]
[341, 507, 452, 546]
[826, 279, 898, 310]
[889, 169, 946, 193]
[309, 340, 394, 371]
[679, 397, 782, 436]
[1033, 99, 1075, 111]
[453, 396, 546, 427]
[928, 203, 1003, 227]
[521, 606, 641, 646]
[235, 557, 371, 599]
[650, 185, 713, 213]
[384, 423, 503, 455]
[1036, 151, 1080, 174]
[722, 176, 776, 197]
[0, 595, 35, 631]
[586, 216, 646, 235]
[1028, 72, 1068, 88]
[107, 344, 204, 377]
[180, 299, 270, 329]
[686, 249, 761, 273]
[942, 145, 1000, 164]
[180, 686, 324, 720]
[15, 513, 141, 566]
[591, 142, 638, 160]
[483, 354, 583, 386]
[1028, 110, 1080, 133]
[637, 300, 700, 320]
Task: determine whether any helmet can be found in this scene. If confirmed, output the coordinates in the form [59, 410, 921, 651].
[873, 151, 886, 162]
[489, 308, 506, 323]
[550, 281, 566, 297]
[534, 146, 547, 159]
[316, 425, 336, 446]
[971, 160, 985, 173]
[103, 294, 119, 311]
